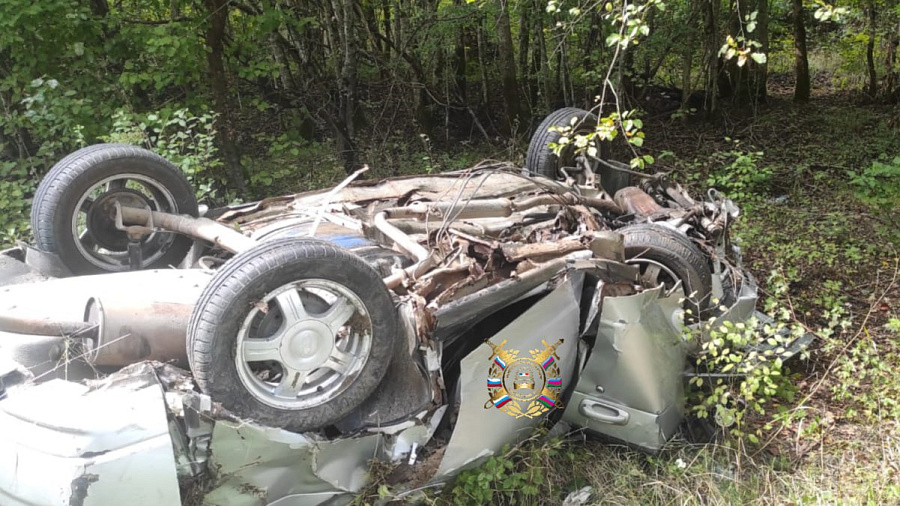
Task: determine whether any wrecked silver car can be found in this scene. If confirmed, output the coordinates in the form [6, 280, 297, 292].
[0, 125, 809, 504]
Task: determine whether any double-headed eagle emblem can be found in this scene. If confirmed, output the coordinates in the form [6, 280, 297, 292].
[484, 338, 564, 418]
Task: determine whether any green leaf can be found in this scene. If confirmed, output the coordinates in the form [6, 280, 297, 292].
[750, 52, 767, 64]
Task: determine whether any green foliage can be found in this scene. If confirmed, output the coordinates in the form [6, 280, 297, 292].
[17, 78, 88, 160]
[0, 78, 92, 248]
[449, 436, 569, 505]
[831, 325, 900, 422]
[813, 274, 900, 423]
[670, 144, 772, 207]
[686, 288, 800, 444]
[704, 147, 772, 204]
[244, 131, 346, 195]
[0, 161, 33, 246]
[851, 156, 900, 229]
[102, 108, 226, 201]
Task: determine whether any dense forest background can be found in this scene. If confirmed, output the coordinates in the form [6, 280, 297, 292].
[1, 0, 898, 236]
[3, 1, 900, 502]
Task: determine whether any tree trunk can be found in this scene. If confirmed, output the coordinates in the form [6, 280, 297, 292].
[392, 0, 403, 62]
[89, 0, 109, 17]
[535, 1, 552, 110]
[476, 17, 490, 107]
[496, 0, 521, 132]
[884, 21, 899, 101]
[517, 0, 531, 111]
[866, 0, 877, 98]
[704, 0, 719, 114]
[722, 0, 767, 106]
[204, 0, 248, 195]
[382, 0, 392, 55]
[753, 0, 769, 101]
[792, 0, 810, 102]
[453, 0, 468, 101]
[681, 0, 698, 110]
[330, 0, 360, 173]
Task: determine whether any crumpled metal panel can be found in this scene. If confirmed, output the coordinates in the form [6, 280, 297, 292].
[202, 422, 382, 506]
[0, 369, 180, 506]
[432, 272, 583, 479]
[562, 287, 686, 450]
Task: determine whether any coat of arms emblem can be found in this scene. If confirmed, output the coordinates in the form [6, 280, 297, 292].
[484, 338, 564, 418]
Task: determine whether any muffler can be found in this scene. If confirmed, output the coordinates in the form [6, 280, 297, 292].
[83, 296, 193, 367]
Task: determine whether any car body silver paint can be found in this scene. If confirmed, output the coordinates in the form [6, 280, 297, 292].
[432, 272, 584, 479]
[0, 369, 181, 505]
[562, 286, 687, 450]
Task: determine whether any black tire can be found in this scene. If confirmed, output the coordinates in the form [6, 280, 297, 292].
[525, 107, 632, 195]
[188, 238, 399, 432]
[31, 144, 198, 274]
[621, 223, 713, 318]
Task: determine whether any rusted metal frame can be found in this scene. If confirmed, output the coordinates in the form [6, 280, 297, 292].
[119, 206, 256, 253]
[373, 211, 430, 261]
[400, 193, 618, 220]
[388, 216, 527, 237]
[431, 251, 593, 342]
[0, 314, 97, 338]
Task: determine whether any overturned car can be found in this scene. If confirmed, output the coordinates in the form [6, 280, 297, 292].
[0, 110, 810, 505]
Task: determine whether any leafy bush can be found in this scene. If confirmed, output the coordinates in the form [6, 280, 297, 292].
[851, 156, 900, 228]
[245, 131, 344, 195]
[0, 161, 33, 247]
[102, 108, 227, 202]
[686, 271, 810, 444]
[0, 78, 93, 248]
[704, 147, 772, 204]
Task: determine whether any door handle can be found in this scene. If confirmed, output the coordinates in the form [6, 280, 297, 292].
[579, 399, 630, 425]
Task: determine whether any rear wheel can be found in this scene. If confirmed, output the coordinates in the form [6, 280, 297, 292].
[31, 144, 198, 274]
[526, 107, 632, 195]
[621, 223, 713, 318]
[187, 238, 398, 432]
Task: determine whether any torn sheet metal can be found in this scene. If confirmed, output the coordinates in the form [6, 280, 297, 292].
[0, 368, 180, 506]
[432, 272, 584, 478]
[202, 422, 381, 506]
[562, 287, 686, 450]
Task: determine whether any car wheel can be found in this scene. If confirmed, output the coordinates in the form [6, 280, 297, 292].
[621, 223, 713, 318]
[187, 237, 398, 432]
[31, 144, 198, 274]
[526, 107, 632, 195]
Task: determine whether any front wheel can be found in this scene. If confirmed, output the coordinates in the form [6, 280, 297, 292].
[621, 223, 713, 319]
[187, 238, 399, 432]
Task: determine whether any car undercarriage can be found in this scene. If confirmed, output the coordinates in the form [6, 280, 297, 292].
[0, 111, 813, 505]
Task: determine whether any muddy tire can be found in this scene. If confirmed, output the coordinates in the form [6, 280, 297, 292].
[526, 107, 632, 195]
[188, 238, 398, 432]
[31, 144, 198, 274]
[621, 223, 712, 318]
